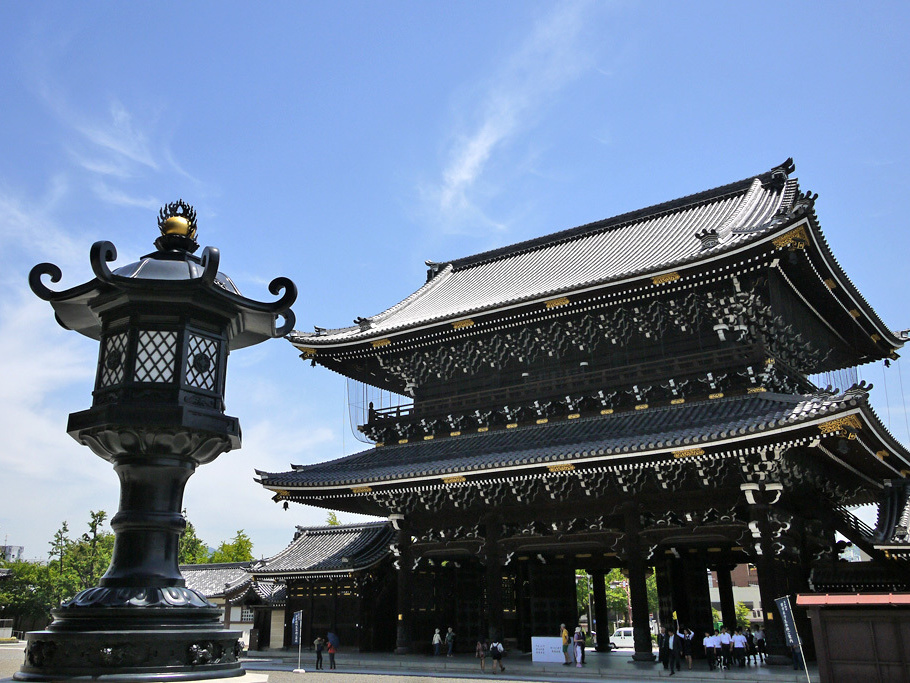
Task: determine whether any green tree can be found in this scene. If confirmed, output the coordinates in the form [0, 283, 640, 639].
[0, 559, 55, 626]
[178, 512, 210, 565]
[209, 530, 254, 563]
[735, 601, 752, 629]
[69, 511, 114, 588]
[325, 511, 341, 526]
[575, 570, 590, 613]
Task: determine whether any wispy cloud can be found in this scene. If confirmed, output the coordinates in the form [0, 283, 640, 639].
[75, 100, 158, 171]
[92, 181, 161, 210]
[424, 0, 597, 234]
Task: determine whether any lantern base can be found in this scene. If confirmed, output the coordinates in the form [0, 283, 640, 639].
[16, 598, 243, 681]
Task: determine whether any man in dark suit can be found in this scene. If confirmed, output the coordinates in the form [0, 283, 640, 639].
[657, 626, 669, 670]
[665, 627, 682, 675]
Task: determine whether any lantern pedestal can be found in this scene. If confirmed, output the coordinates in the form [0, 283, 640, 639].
[17, 201, 296, 681]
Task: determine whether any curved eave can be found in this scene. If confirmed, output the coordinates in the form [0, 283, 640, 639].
[259, 396, 909, 495]
[248, 553, 390, 580]
[799, 215, 904, 351]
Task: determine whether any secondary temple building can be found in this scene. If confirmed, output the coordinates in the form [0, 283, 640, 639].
[256, 159, 910, 659]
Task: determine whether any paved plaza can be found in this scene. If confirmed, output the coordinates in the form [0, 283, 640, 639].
[2, 641, 817, 683]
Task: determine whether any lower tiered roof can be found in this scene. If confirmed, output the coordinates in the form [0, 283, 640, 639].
[257, 390, 909, 491]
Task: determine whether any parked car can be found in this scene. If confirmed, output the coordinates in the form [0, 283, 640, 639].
[611, 627, 635, 649]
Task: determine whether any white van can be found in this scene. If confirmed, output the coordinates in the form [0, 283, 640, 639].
[610, 627, 635, 649]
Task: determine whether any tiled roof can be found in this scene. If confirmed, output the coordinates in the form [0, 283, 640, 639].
[250, 521, 394, 577]
[295, 164, 795, 343]
[257, 391, 877, 489]
[181, 562, 251, 598]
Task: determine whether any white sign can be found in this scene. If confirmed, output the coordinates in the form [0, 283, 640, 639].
[531, 636, 565, 663]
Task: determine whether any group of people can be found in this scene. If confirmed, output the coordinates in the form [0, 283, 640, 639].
[559, 623, 588, 667]
[703, 625, 766, 670]
[474, 635, 506, 673]
[656, 626, 694, 675]
[659, 624, 765, 673]
[312, 635, 337, 670]
[431, 627, 457, 656]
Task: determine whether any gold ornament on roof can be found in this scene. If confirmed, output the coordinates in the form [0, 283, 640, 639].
[157, 199, 198, 240]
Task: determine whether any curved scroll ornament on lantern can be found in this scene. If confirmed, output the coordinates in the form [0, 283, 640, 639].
[27, 200, 297, 346]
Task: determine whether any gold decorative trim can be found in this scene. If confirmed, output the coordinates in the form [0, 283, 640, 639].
[375, 442, 384, 448]
[398, 438, 408, 444]
[506, 423, 518, 429]
[635, 404, 648, 411]
[747, 387, 767, 394]
[351, 486, 372, 494]
[548, 463, 576, 472]
[671, 398, 685, 405]
[371, 338, 391, 348]
[477, 427, 489, 432]
[423, 435, 434, 441]
[707, 547, 721, 553]
[450, 431, 461, 437]
[824, 278, 836, 289]
[709, 392, 724, 399]
[274, 489, 289, 498]
[871, 334, 882, 342]
[772, 225, 809, 250]
[600, 408, 614, 415]
[876, 450, 889, 459]
[536, 418, 549, 424]
[765, 358, 775, 365]
[849, 309, 861, 319]
[652, 272, 681, 285]
[818, 415, 862, 434]
[567, 413, 581, 419]
[545, 296, 570, 309]
[442, 475, 466, 483]
[673, 448, 705, 459]
[299, 347, 316, 357]
[452, 319, 474, 330]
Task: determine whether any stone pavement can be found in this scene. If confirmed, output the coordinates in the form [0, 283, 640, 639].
[0, 641, 818, 682]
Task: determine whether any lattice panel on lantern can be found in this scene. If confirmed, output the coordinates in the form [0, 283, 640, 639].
[99, 332, 129, 387]
[185, 334, 219, 390]
[134, 330, 177, 383]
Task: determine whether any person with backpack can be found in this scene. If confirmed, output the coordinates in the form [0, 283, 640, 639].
[313, 636, 325, 670]
[445, 626, 456, 656]
[489, 637, 505, 673]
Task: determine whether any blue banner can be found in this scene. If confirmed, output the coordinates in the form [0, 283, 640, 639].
[774, 596, 798, 648]
[291, 610, 302, 646]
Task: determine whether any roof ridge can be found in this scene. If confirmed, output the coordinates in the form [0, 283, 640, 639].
[444, 166, 784, 270]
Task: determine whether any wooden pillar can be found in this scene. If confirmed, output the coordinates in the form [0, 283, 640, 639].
[394, 518, 413, 654]
[484, 517, 504, 641]
[591, 569, 610, 652]
[624, 503, 655, 661]
[715, 565, 736, 630]
[655, 558, 674, 627]
[683, 552, 713, 637]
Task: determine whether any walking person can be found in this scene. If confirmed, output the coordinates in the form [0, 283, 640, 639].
[703, 630, 716, 671]
[326, 637, 337, 670]
[574, 627, 585, 667]
[754, 626, 766, 662]
[681, 628, 693, 670]
[732, 628, 747, 668]
[432, 628, 442, 656]
[313, 636, 325, 670]
[475, 636, 488, 672]
[745, 626, 757, 665]
[718, 626, 732, 669]
[445, 626, 456, 656]
[657, 626, 669, 670]
[666, 627, 682, 676]
[489, 637, 506, 673]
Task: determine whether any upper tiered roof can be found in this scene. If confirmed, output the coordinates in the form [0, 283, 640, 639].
[294, 160, 798, 345]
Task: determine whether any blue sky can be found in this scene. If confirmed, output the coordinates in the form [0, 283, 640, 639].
[1, 2, 909, 559]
